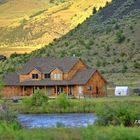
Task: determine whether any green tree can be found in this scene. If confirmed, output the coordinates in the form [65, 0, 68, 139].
[92, 7, 97, 14]
[31, 88, 48, 106]
[134, 62, 140, 69]
[55, 93, 69, 109]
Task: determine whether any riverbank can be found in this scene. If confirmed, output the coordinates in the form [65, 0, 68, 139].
[5, 96, 140, 114]
[0, 122, 140, 140]
[0, 96, 140, 139]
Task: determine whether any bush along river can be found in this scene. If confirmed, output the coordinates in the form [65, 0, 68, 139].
[18, 113, 97, 128]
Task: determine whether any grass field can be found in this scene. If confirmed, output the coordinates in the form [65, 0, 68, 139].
[0, 123, 140, 140]
[5, 96, 140, 114]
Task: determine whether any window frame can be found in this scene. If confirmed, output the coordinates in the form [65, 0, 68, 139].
[32, 74, 38, 79]
[44, 73, 50, 79]
[54, 73, 60, 79]
[86, 86, 92, 91]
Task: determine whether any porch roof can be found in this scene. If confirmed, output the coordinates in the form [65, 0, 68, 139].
[19, 80, 69, 86]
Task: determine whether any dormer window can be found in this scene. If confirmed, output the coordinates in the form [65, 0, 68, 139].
[45, 73, 50, 79]
[54, 73, 60, 79]
[32, 74, 38, 79]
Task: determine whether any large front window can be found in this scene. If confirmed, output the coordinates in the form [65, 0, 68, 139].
[32, 74, 38, 79]
[54, 73, 60, 79]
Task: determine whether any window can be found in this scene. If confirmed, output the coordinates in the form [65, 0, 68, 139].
[44, 73, 50, 79]
[54, 73, 60, 79]
[32, 74, 38, 79]
[87, 86, 92, 91]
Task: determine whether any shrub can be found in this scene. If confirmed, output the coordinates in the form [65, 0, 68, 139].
[116, 30, 125, 43]
[129, 25, 133, 30]
[31, 88, 48, 106]
[122, 65, 128, 73]
[92, 7, 97, 14]
[96, 60, 101, 67]
[134, 62, 140, 69]
[0, 104, 17, 122]
[22, 96, 32, 106]
[114, 24, 120, 29]
[10, 52, 22, 58]
[55, 93, 69, 109]
[105, 46, 110, 52]
[95, 102, 139, 127]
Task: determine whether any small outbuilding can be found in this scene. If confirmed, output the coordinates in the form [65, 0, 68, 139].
[115, 86, 129, 96]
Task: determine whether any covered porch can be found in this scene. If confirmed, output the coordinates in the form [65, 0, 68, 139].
[21, 85, 79, 98]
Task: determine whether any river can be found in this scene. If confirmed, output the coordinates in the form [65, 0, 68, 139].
[18, 113, 97, 128]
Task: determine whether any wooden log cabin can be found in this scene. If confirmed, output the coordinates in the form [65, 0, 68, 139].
[3, 57, 107, 98]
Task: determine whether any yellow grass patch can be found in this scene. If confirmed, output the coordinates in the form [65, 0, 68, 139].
[0, 0, 111, 56]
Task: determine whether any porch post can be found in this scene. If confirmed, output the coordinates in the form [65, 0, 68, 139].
[55, 86, 58, 97]
[66, 85, 69, 97]
[23, 86, 25, 96]
[12, 87, 14, 97]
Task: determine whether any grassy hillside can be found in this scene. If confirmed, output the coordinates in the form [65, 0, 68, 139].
[0, 0, 110, 56]
[0, 0, 140, 87]
[31, 0, 140, 87]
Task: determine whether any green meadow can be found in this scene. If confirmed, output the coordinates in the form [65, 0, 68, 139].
[1, 93, 140, 140]
[0, 122, 140, 140]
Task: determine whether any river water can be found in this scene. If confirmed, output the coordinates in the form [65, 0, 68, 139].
[18, 113, 96, 128]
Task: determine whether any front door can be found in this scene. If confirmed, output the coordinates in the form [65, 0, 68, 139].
[78, 86, 83, 96]
[46, 87, 52, 96]
[96, 86, 99, 96]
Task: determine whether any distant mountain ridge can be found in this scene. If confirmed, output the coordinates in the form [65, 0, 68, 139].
[98, 0, 140, 20]
[0, 0, 110, 56]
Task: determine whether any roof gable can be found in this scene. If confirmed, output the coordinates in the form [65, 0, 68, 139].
[19, 57, 81, 74]
[85, 70, 107, 84]
[69, 69, 107, 85]
[50, 68, 63, 73]
[69, 69, 96, 85]
[31, 67, 42, 73]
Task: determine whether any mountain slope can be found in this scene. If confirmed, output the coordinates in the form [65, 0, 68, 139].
[0, 0, 110, 56]
[0, 0, 140, 87]
[30, 0, 140, 86]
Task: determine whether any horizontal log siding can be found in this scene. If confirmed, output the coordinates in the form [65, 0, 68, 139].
[83, 71, 107, 97]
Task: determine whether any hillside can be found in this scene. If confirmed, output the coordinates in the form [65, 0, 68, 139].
[0, 0, 110, 56]
[0, 0, 140, 87]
